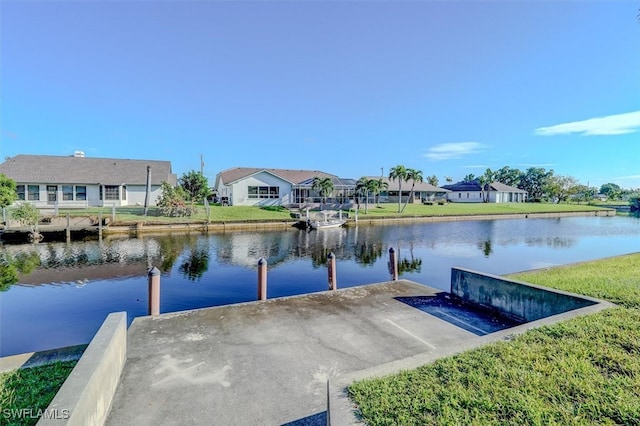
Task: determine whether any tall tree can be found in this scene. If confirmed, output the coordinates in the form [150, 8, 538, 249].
[445, 176, 453, 184]
[599, 183, 622, 200]
[493, 166, 523, 188]
[426, 175, 439, 187]
[355, 177, 372, 214]
[478, 168, 494, 202]
[463, 173, 476, 183]
[520, 167, 554, 202]
[0, 173, 17, 209]
[548, 175, 580, 203]
[312, 177, 334, 209]
[389, 165, 408, 213]
[374, 178, 388, 207]
[401, 168, 423, 212]
[179, 170, 210, 202]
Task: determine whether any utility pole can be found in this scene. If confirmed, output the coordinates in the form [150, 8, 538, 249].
[200, 154, 204, 175]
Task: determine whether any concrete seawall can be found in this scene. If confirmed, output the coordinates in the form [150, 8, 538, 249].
[450, 267, 600, 322]
[38, 312, 127, 426]
[103, 209, 614, 235]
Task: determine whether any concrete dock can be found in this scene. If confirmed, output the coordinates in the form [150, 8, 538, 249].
[103, 279, 567, 425]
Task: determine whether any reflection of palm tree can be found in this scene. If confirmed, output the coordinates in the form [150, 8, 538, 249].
[354, 242, 383, 266]
[480, 240, 492, 257]
[396, 244, 422, 275]
[179, 237, 211, 281]
[398, 257, 422, 275]
[312, 177, 334, 210]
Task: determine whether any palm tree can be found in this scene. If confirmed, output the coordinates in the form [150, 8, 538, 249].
[401, 168, 423, 213]
[312, 177, 334, 210]
[355, 177, 372, 214]
[375, 178, 388, 207]
[445, 176, 453, 184]
[476, 168, 495, 203]
[426, 174, 439, 187]
[389, 165, 408, 213]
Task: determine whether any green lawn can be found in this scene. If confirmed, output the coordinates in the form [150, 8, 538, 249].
[351, 202, 607, 217]
[348, 253, 640, 425]
[0, 361, 77, 426]
[52, 202, 609, 225]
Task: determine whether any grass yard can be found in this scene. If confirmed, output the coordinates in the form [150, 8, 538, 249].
[348, 253, 640, 425]
[0, 360, 77, 426]
[350, 202, 606, 217]
[52, 202, 609, 225]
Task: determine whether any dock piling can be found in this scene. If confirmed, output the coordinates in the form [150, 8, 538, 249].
[147, 266, 161, 315]
[258, 258, 267, 300]
[66, 213, 71, 243]
[328, 252, 337, 290]
[389, 247, 398, 281]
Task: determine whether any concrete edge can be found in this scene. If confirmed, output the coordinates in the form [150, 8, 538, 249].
[0, 345, 87, 374]
[329, 294, 615, 424]
[37, 312, 127, 426]
[133, 279, 404, 324]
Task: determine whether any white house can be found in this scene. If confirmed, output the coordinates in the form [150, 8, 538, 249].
[214, 167, 356, 206]
[0, 153, 177, 208]
[442, 180, 527, 203]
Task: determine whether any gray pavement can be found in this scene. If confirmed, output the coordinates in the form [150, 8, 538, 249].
[105, 279, 611, 426]
[106, 280, 496, 425]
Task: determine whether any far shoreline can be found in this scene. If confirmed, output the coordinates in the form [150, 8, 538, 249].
[103, 208, 616, 235]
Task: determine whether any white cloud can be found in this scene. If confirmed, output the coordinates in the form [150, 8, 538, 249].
[424, 142, 486, 161]
[534, 110, 640, 136]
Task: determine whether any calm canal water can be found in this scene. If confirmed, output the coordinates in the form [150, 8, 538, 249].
[1, 215, 639, 357]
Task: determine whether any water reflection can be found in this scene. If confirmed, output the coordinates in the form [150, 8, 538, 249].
[0, 250, 41, 291]
[1, 215, 639, 356]
[178, 237, 210, 281]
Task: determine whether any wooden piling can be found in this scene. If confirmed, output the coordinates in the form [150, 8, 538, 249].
[148, 266, 161, 315]
[66, 212, 71, 242]
[389, 247, 398, 281]
[258, 258, 267, 300]
[328, 252, 337, 290]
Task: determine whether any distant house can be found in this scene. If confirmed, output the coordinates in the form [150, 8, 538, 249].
[0, 153, 177, 208]
[214, 167, 356, 206]
[366, 177, 450, 204]
[442, 179, 527, 203]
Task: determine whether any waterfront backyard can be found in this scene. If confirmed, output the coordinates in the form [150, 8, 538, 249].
[2, 238, 639, 425]
[348, 252, 640, 425]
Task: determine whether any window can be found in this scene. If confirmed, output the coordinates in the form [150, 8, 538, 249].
[16, 185, 25, 200]
[76, 186, 87, 201]
[62, 185, 74, 201]
[28, 185, 40, 201]
[458, 193, 461, 199]
[248, 186, 279, 199]
[104, 185, 119, 200]
[122, 186, 126, 200]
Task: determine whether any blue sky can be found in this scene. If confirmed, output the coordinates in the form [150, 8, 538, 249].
[2, 1, 639, 189]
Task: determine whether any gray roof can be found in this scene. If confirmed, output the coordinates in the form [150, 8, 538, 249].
[442, 179, 526, 193]
[0, 155, 176, 186]
[216, 167, 339, 185]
